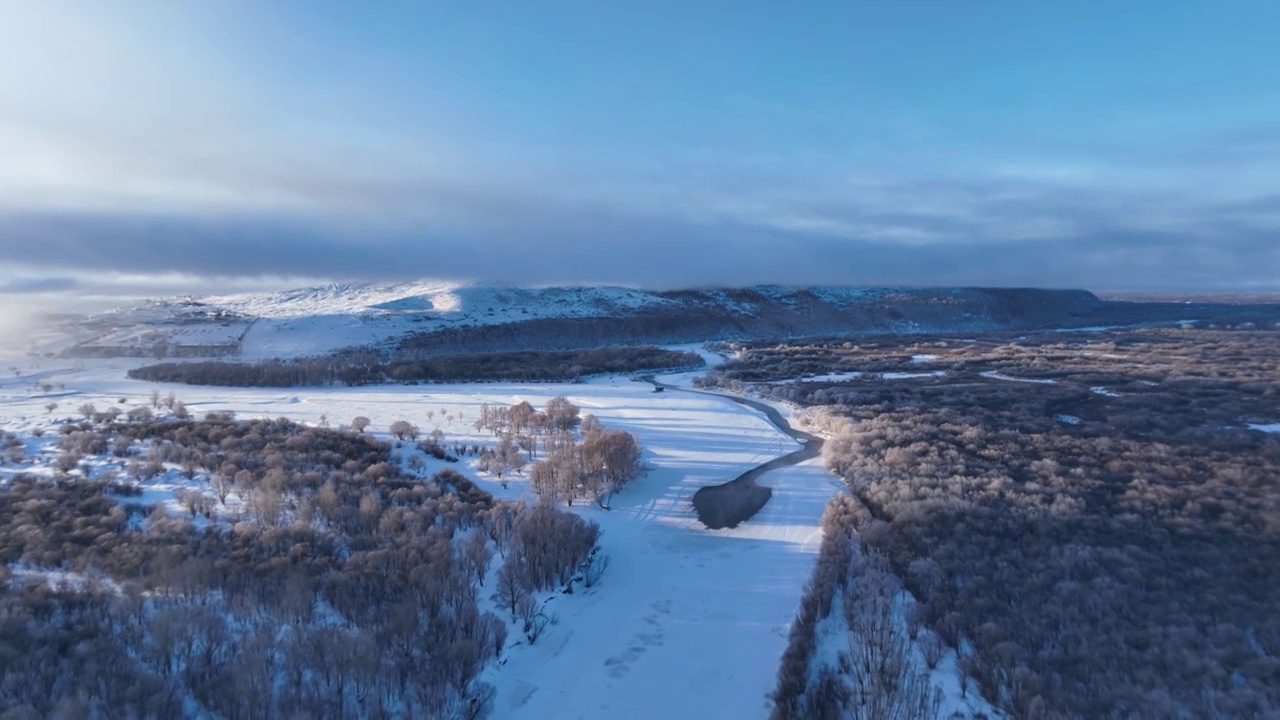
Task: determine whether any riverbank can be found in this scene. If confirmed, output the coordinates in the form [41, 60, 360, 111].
[641, 374, 825, 529]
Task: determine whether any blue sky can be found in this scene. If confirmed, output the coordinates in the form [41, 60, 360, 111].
[1, 0, 1278, 302]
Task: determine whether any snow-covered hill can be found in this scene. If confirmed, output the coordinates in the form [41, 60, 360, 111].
[201, 281, 669, 321]
[45, 281, 1106, 360]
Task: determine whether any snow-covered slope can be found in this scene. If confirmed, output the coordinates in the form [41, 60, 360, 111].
[202, 281, 669, 321]
[45, 281, 1105, 361]
[219, 282, 677, 358]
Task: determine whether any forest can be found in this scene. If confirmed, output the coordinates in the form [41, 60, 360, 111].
[754, 328, 1280, 719]
[128, 345, 702, 387]
[0, 413, 608, 718]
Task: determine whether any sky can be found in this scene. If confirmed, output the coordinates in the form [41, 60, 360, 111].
[1, 0, 1278, 314]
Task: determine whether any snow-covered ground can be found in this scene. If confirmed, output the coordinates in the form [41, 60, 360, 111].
[0, 354, 844, 720]
[0, 348, 1009, 719]
[1052, 325, 1126, 333]
[979, 370, 1059, 385]
[203, 281, 666, 321]
[49, 281, 678, 359]
[787, 370, 946, 384]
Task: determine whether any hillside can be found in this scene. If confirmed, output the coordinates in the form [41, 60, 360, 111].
[50, 282, 1110, 360]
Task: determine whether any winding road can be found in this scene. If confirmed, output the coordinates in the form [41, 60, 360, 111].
[639, 375, 824, 528]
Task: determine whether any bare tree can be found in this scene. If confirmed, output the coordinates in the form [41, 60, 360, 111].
[516, 596, 552, 644]
[459, 532, 494, 589]
[529, 460, 564, 505]
[249, 485, 283, 525]
[580, 413, 603, 436]
[544, 396, 581, 433]
[583, 553, 610, 588]
[581, 428, 643, 508]
[213, 473, 231, 505]
[840, 550, 941, 720]
[490, 433, 526, 478]
[407, 454, 426, 474]
[508, 401, 535, 436]
[53, 451, 83, 474]
[389, 420, 419, 441]
[491, 560, 530, 622]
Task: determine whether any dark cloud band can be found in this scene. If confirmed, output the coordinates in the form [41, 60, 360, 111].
[0, 203, 1276, 293]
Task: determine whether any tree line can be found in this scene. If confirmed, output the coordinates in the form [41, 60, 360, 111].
[127, 346, 703, 387]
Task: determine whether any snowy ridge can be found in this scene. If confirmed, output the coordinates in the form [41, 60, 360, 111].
[201, 281, 669, 321]
[44, 282, 1104, 361]
[56, 282, 679, 360]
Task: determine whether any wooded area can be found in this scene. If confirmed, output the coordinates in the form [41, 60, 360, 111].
[759, 329, 1280, 719]
[0, 415, 603, 718]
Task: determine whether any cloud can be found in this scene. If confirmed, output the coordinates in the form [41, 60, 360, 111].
[1, 182, 1277, 294]
[1, 3, 1276, 296]
[0, 276, 80, 294]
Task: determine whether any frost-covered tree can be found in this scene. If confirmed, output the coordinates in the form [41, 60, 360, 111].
[509, 401, 536, 435]
[389, 420, 419, 441]
[459, 532, 494, 589]
[840, 551, 940, 720]
[544, 396, 581, 433]
[581, 428, 643, 508]
[491, 560, 529, 622]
